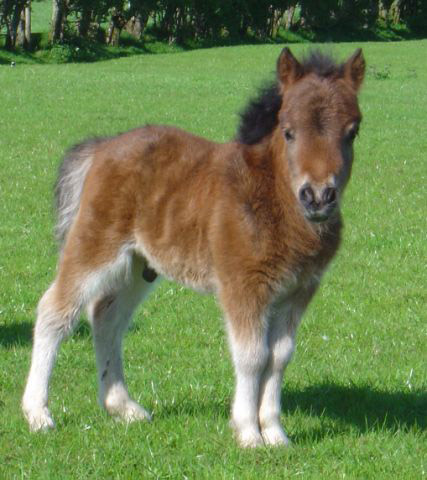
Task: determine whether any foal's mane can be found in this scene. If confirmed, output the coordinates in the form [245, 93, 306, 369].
[236, 50, 344, 146]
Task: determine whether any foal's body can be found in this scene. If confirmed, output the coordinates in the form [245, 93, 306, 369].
[23, 48, 365, 447]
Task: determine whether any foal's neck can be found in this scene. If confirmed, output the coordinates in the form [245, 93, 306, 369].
[243, 128, 295, 209]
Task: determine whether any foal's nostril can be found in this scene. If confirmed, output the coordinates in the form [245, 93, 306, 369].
[299, 185, 315, 207]
[322, 187, 337, 205]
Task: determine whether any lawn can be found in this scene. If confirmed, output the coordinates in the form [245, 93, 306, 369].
[0, 41, 426, 478]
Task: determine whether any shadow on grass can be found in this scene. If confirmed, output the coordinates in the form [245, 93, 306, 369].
[282, 382, 426, 442]
[0, 321, 33, 347]
[74, 320, 92, 338]
[156, 382, 426, 440]
[0, 319, 93, 348]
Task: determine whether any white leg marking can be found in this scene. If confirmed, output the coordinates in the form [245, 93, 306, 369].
[22, 283, 81, 431]
[22, 246, 149, 431]
[258, 305, 300, 446]
[228, 326, 269, 448]
[87, 255, 159, 423]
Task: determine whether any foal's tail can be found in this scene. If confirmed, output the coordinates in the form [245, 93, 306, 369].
[54, 138, 105, 246]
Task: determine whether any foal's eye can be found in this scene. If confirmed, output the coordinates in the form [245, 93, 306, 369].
[284, 129, 295, 142]
[345, 125, 359, 143]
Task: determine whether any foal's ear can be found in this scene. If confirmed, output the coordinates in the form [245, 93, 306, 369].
[343, 48, 366, 91]
[277, 47, 303, 88]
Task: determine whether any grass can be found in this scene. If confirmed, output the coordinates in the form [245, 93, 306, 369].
[0, 41, 426, 478]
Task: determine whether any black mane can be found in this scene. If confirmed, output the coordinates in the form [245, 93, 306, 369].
[236, 82, 282, 146]
[236, 50, 343, 145]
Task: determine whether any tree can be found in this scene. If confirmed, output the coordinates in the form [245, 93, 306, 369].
[284, 3, 298, 30]
[51, 0, 68, 43]
[1, 0, 28, 49]
[16, 2, 31, 48]
[105, 0, 155, 45]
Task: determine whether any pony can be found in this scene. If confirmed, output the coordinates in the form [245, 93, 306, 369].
[22, 47, 365, 447]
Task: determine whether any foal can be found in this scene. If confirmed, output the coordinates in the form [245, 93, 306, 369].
[22, 47, 365, 447]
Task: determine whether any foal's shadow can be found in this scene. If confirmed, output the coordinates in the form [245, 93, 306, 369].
[0, 319, 93, 348]
[281, 383, 426, 442]
[158, 382, 426, 442]
[0, 321, 33, 347]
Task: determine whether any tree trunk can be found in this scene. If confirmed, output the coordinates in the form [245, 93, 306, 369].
[106, 21, 116, 45]
[378, 1, 388, 21]
[17, 2, 31, 49]
[4, 2, 24, 50]
[126, 16, 141, 38]
[25, 3, 31, 46]
[51, 0, 66, 43]
[17, 11, 25, 47]
[125, 12, 150, 39]
[269, 8, 282, 38]
[106, 9, 125, 46]
[106, 19, 120, 46]
[390, 0, 402, 24]
[285, 5, 296, 30]
[77, 7, 92, 38]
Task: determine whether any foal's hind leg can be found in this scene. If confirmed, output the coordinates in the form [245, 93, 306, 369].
[87, 255, 159, 422]
[22, 235, 139, 431]
[22, 279, 82, 431]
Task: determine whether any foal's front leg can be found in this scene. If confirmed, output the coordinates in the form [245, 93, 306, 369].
[258, 290, 314, 446]
[258, 306, 297, 446]
[225, 307, 269, 448]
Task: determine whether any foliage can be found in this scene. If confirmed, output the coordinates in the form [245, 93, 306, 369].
[300, 0, 378, 30]
[46, 37, 106, 62]
[1, 1, 426, 52]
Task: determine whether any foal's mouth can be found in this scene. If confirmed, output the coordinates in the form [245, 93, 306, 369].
[303, 203, 338, 224]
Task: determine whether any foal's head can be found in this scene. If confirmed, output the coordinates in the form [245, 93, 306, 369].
[277, 48, 365, 223]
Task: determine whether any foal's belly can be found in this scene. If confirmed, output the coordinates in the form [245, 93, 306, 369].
[135, 237, 216, 294]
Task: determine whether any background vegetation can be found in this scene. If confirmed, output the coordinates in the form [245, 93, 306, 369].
[1, 0, 426, 62]
[0, 40, 426, 478]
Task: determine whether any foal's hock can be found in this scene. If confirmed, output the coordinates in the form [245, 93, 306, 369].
[22, 47, 365, 447]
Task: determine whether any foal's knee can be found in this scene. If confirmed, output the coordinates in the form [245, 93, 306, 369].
[270, 335, 295, 370]
[231, 335, 269, 375]
[35, 281, 80, 339]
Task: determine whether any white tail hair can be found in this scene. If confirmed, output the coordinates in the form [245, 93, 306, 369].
[54, 138, 105, 246]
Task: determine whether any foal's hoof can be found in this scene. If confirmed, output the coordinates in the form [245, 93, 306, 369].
[23, 406, 55, 432]
[233, 425, 264, 448]
[121, 401, 152, 423]
[261, 426, 290, 447]
[108, 399, 152, 423]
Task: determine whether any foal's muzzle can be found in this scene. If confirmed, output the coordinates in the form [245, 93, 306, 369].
[299, 183, 338, 223]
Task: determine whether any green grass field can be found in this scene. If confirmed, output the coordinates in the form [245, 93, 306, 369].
[0, 41, 426, 478]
